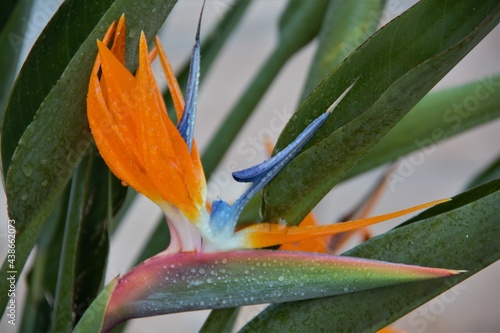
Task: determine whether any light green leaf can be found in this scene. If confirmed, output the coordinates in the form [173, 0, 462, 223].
[200, 307, 240, 333]
[72, 277, 118, 333]
[348, 74, 500, 179]
[263, 0, 500, 225]
[0, 0, 35, 126]
[20, 186, 68, 333]
[240, 179, 500, 332]
[300, 0, 386, 101]
[202, 0, 330, 178]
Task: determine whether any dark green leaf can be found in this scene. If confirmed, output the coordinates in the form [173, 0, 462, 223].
[0, 0, 18, 32]
[263, 0, 500, 225]
[48, 149, 126, 331]
[73, 153, 127, 324]
[465, 155, 500, 189]
[0, 0, 177, 313]
[241, 179, 500, 332]
[51, 155, 94, 332]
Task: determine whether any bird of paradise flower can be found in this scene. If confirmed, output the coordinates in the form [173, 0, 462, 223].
[83, 9, 462, 332]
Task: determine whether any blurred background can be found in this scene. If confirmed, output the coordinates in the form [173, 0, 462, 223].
[1, 0, 499, 332]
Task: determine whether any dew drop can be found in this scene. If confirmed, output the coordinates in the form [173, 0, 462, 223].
[198, 268, 206, 275]
[221, 258, 228, 264]
[41, 180, 48, 187]
[20, 192, 28, 201]
[121, 180, 128, 186]
[207, 278, 213, 283]
[277, 276, 285, 282]
[22, 164, 33, 177]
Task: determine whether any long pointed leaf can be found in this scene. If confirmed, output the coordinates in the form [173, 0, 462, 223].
[240, 179, 500, 332]
[347, 74, 500, 179]
[300, 0, 386, 101]
[99, 251, 459, 331]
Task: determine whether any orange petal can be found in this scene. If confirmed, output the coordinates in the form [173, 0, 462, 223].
[279, 212, 327, 253]
[110, 15, 126, 64]
[87, 55, 160, 202]
[134, 33, 204, 220]
[240, 199, 450, 249]
[155, 36, 185, 122]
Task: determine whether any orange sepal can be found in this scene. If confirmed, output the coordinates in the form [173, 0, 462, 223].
[279, 212, 327, 253]
[241, 199, 449, 249]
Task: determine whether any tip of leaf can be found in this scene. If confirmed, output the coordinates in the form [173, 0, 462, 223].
[449, 269, 467, 275]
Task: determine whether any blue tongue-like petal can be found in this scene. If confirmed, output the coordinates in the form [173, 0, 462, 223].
[177, 2, 204, 152]
[209, 111, 330, 236]
[209, 80, 357, 236]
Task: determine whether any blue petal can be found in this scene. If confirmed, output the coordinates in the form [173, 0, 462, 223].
[210, 111, 331, 234]
[209, 198, 243, 240]
[177, 3, 204, 151]
[232, 112, 330, 183]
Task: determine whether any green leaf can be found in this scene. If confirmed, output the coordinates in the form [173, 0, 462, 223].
[72, 277, 118, 333]
[0, 0, 35, 124]
[465, 155, 500, 189]
[263, 0, 500, 225]
[0, 0, 177, 313]
[73, 153, 127, 324]
[202, 0, 330, 179]
[200, 308, 240, 333]
[347, 74, 500, 179]
[20, 187, 69, 333]
[100, 250, 459, 331]
[0, 0, 18, 32]
[51, 155, 93, 332]
[50, 150, 126, 331]
[300, 0, 386, 101]
[240, 180, 500, 332]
